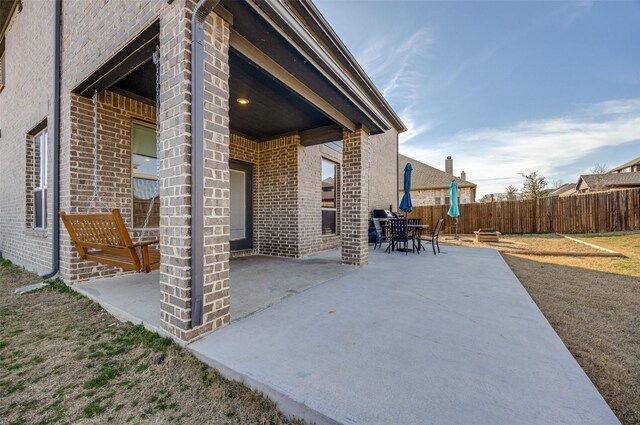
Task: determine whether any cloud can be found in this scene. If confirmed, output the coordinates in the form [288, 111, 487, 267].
[355, 27, 435, 144]
[400, 98, 640, 197]
[565, 0, 593, 26]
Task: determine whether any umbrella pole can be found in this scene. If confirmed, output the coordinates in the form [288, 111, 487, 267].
[455, 217, 459, 240]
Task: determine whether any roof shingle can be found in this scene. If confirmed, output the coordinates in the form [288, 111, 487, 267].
[578, 172, 640, 190]
[398, 154, 476, 190]
[609, 156, 640, 173]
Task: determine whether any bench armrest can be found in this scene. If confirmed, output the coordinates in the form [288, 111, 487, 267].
[132, 239, 160, 248]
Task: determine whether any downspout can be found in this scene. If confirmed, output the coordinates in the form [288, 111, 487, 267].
[42, 0, 61, 280]
[190, 0, 221, 327]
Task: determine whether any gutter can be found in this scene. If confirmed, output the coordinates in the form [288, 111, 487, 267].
[42, 0, 61, 280]
[190, 0, 221, 327]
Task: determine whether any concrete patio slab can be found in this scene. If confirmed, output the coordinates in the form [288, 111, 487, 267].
[190, 246, 620, 425]
[75, 271, 161, 332]
[73, 250, 353, 332]
[231, 250, 353, 321]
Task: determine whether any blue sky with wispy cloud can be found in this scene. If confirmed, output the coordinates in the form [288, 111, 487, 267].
[315, 0, 640, 197]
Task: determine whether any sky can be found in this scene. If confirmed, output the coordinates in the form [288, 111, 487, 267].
[315, 0, 640, 198]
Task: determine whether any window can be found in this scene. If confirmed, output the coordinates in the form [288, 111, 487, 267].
[132, 122, 159, 228]
[445, 196, 450, 205]
[321, 159, 337, 235]
[33, 129, 48, 229]
[434, 197, 441, 205]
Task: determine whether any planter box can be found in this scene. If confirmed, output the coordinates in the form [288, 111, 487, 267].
[474, 229, 501, 242]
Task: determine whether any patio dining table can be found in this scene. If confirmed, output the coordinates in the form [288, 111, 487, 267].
[407, 223, 430, 252]
[382, 219, 430, 254]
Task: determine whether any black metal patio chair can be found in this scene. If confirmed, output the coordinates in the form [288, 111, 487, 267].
[387, 218, 411, 255]
[417, 218, 444, 255]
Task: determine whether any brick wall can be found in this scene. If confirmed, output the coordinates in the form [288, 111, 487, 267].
[158, 2, 231, 342]
[0, 0, 54, 274]
[298, 144, 342, 255]
[61, 0, 164, 95]
[401, 187, 475, 206]
[61, 91, 158, 282]
[58, 1, 165, 282]
[369, 129, 398, 211]
[255, 135, 300, 257]
[230, 133, 344, 257]
[341, 127, 369, 265]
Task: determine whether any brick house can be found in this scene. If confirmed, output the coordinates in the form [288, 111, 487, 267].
[0, 0, 405, 342]
[609, 156, 640, 174]
[398, 154, 476, 206]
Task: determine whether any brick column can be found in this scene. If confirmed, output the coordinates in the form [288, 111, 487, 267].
[341, 126, 370, 265]
[159, 2, 231, 342]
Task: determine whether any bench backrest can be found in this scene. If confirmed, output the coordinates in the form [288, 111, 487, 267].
[60, 209, 134, 258]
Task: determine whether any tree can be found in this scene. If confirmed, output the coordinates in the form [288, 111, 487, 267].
[504, 184, 519, 201]
[520, 171, 548, 199]
[590, 164, 608, 191]
[591, 164, 608, 175]
[552, 179, 564, 189]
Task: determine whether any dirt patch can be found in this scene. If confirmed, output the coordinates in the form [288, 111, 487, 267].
[0, 261, 303, 425]
[502, 233, 640, 425]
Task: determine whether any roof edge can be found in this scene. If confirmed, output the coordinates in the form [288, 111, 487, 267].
[278, 0, 407, 133]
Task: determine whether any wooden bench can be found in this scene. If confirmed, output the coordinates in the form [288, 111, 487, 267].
[60, 209, 159, 273]
[474, 228, 501, 243]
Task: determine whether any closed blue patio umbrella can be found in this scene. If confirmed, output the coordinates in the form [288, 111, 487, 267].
[399, 163, 413, 214]
[448, 180, 459, 239]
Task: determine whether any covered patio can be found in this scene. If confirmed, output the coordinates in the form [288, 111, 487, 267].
[75, 250, 354, 334]
[63, 0, 405, 344]
[73, 245, 618, 424]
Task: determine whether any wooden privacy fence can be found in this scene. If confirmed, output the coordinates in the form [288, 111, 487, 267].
[407, 188, 640, 235]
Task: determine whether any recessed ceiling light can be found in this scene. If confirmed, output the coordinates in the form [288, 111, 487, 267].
[237, 97, 249, 105]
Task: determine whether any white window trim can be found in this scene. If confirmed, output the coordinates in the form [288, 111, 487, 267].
[321, 158, 338, 235]
[131, 120, 159, 229]
[34, 129, 48, 229]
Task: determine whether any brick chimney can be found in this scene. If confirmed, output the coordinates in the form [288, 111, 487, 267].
[461, 171, 466, 181]
[445, 156, 453, 175]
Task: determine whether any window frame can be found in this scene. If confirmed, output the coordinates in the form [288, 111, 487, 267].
[321, 158, 338, 236]
[131, 120, 159, 229]
[33, 128, 48, 229]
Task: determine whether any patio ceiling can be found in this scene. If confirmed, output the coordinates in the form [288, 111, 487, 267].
[112, 49, 337, 141]
[74, 0, 406, 142]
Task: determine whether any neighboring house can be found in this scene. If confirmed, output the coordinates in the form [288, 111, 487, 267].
[547, 183, 576, 197]
[0, 0, 405, 342]
[609, 156, 640, 173]
[575, 172, 640, 193]
[398, 155, 476, 206]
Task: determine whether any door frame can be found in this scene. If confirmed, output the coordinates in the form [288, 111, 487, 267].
[229, 159, 254, 251]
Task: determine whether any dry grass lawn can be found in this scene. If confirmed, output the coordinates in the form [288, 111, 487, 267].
[501, 233, 640, 425]
[0, 259, 303, 425]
